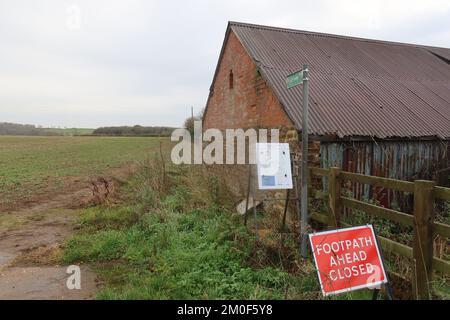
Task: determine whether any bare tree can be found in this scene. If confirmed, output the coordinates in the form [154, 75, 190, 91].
[183, 108, 204, 135]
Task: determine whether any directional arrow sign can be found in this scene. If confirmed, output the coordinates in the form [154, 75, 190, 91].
[286, 70, 304, 89]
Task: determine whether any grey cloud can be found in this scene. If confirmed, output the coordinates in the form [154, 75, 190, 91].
[0, 0, 449, 128]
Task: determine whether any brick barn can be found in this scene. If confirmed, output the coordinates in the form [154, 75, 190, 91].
[202, 21, 450, 206]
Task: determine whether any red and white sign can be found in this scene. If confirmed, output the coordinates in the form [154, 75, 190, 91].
[309, 225, 387, 296]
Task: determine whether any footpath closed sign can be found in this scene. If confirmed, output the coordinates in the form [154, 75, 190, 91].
[309, 225, 387, 296]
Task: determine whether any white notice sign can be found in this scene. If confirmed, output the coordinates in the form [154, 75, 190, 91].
[256, 143, 293, 190]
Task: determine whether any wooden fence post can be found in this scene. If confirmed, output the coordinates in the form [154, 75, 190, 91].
[328, 167, 341, 228]
[412, 180, 435, 300]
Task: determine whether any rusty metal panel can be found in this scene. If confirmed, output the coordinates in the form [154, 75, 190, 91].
[320, 141, 450, 211]
[230, 22, 450, 139]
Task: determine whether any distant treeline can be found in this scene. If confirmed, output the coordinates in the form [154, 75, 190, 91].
[93, 125, 175, 136]
[0, 122, 174, 137]
[0, 122, 52, 136]
[0, 122, 93, 136]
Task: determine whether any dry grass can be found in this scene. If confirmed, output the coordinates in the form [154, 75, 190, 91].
[12, 244, 63, 266]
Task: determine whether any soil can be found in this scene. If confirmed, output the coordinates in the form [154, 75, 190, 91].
[0, 164, 135, 300]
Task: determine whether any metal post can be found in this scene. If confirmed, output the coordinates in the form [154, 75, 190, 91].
[281, 188, 290, 231]
[282, 153, 295, 231]
[253, 201, 258, 240]
[372, 226, 394, 300]
[300, 64, 309, 258]
[244, 165, 251, 226]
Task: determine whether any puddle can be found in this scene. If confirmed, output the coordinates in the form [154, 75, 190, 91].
[0, 266, 99, 300]
[0, 251, 15, 268]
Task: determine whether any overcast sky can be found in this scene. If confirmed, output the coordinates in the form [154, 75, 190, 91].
[0, 0, 449, 128]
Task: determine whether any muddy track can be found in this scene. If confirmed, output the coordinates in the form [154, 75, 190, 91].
[0, 164, 135, 300]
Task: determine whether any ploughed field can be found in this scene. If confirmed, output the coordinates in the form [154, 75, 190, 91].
[0, 136, 164, 212]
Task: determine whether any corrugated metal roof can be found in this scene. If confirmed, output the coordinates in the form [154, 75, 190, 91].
[229, 22, 450, 139]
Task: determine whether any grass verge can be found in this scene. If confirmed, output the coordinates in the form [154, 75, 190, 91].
[62, 155, 394, 300]
[62, 156, 324, 299]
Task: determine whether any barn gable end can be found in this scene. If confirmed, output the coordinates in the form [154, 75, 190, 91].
[203, 30, 292, 130]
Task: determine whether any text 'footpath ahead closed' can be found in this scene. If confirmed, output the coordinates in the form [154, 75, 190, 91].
[309, 225, 387, 296]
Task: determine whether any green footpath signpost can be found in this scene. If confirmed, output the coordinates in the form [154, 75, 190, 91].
[286, 70, 304, 89]
[286, 65, 310, 258]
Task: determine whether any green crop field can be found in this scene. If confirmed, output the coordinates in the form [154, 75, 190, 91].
[42, 127, 95, 136]
[0, 136, 167, 212]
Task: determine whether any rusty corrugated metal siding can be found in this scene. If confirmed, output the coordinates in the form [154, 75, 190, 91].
[230, 22, 450, 139]
[321, 141, 450, 210]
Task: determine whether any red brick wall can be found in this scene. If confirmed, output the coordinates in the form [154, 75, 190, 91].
[202, 30, 320, 221]
[203, 31, 292, 130]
